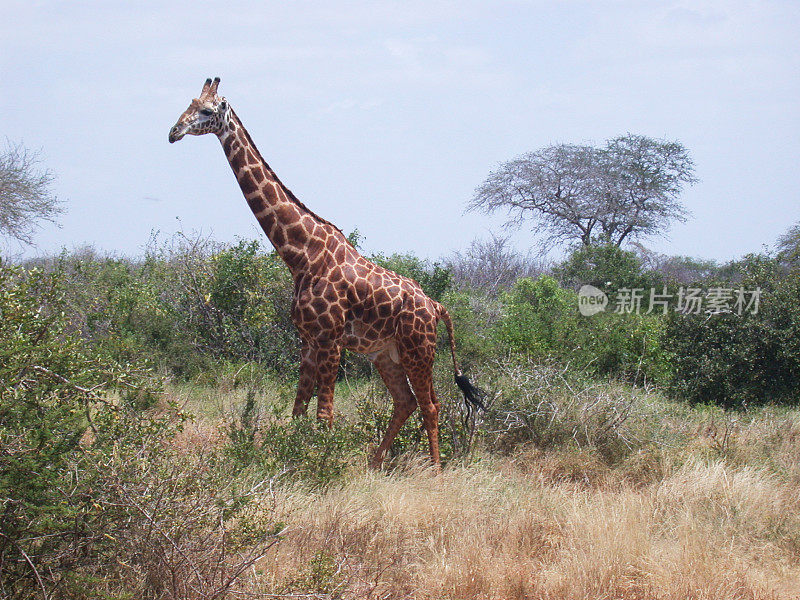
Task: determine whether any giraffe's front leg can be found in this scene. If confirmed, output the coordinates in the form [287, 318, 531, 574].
[292, 343, 316, 417]
[312, 342, 341, 427]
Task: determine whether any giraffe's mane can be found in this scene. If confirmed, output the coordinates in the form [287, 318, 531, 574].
[230, 109, 350, 243]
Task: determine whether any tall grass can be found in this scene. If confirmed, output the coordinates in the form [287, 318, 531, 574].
[242, 452, 799, 599]
[159, 377, 800, 599]
[18, 371, 796, 598]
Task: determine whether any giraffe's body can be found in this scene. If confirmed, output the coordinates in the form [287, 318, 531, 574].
[169, 78, 483, 467]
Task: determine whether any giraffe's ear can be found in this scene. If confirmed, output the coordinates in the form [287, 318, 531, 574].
[218, 99, 228, 111]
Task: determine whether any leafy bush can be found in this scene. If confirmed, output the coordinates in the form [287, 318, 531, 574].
[225, 390, 369, 486]
[1, 259, 289, 598]
[438, 289, 504, 369]
[580, 310, 671, 384]
[665, 254, 800, 406]
[0, 260, 180, 596]
[202, 239, 298, 372]
[498, 275, 669, 384]
[500, 275, 580, 357]
[556, 242, 662, 294]
[26, 236, 300, 380]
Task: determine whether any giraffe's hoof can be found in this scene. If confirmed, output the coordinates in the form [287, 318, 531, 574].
[368, 451, 384, 471]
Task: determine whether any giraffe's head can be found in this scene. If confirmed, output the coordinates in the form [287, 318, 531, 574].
[168, 77, 230, 143]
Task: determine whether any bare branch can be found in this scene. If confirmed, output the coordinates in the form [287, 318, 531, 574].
[446, 234, 547, 295]
[0, 532, 49, 600]
[0, 142, 64, 246]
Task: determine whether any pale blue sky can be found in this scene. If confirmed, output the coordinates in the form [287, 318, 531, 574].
[2, 1, 798, 262]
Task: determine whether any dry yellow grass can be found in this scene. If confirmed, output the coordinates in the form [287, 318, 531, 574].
[232, 449, 800, 599]
[161, 381, 800, 599]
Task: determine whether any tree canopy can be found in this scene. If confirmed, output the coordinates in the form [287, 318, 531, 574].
[776, 221, 800, 268]
[0, 142, 63, 246]
[469, 134, 697, 247]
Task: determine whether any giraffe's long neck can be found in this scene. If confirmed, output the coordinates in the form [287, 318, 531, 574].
[218, 110, 326, 278]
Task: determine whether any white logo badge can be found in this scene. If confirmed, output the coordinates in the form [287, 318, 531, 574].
[578, 285, 608, 316]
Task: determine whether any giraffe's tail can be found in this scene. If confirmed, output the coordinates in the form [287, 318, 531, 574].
[436, 303, 487, 415]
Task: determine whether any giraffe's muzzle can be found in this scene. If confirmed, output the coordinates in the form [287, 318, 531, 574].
[168, 125, 186, 143]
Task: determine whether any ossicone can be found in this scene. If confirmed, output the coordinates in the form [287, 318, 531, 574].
[200, 76, 221, 99]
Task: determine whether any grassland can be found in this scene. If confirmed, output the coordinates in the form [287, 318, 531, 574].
[161, 378, 800, 600]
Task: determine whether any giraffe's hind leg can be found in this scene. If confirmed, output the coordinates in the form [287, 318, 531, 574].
[394, 299, 442, 467]
[370, 351, 417, 469]
[404, 359, 440, 467]
[396, 334, 440, 466]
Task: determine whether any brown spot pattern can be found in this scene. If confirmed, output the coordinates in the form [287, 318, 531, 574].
[170, 81, 469, 468]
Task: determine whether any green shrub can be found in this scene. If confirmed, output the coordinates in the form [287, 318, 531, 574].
[225, 386, 369, 486]
[0, 260, 179, 597]
[288, 550, 343, 594]
[30, 237, 301, 379]
[253, 416, 369, 486]
[665, 254, 800, 406]
[439, 289, 504, 369]
[204, 239, 298, 371]
[580, 310, 672, 385]
[556, 242, 662, 295]
[500, 275, 580, 357]
[498, 275, 669, 384]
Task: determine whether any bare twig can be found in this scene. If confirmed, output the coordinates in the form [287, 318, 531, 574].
[0, 532, 49, 600]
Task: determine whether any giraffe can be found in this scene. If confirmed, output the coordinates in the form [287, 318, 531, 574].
[169, 77, 484, 468]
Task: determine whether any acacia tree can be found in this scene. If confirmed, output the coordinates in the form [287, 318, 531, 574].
[469, 134, 697, 247]
[0, 142, 63, 246]
[776, 221, 800, 268]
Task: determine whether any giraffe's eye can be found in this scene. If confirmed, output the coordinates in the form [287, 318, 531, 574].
[199, 108, 214, 116]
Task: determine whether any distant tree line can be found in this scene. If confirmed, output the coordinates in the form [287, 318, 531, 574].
[2, 135, 797, 409]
